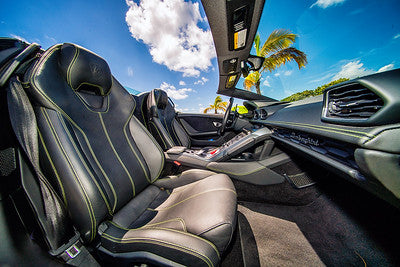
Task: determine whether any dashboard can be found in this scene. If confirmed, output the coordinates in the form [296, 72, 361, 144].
[244, 69, 400, 208]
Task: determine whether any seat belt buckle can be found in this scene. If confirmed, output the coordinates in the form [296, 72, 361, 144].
[65, 242, 81, 259]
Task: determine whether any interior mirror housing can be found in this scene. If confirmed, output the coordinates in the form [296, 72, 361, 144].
[241, 54, 265, 77]
[247, 55, 264, 71]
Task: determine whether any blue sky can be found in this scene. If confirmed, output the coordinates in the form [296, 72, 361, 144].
[1, 0, 399, 112]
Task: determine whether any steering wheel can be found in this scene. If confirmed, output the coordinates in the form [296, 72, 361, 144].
[218, 97, 234, 136]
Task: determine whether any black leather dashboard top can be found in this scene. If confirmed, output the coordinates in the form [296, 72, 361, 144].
[252, 97, 400, 154]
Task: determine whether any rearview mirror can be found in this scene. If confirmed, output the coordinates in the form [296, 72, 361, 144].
[247, 55, 264, 71]
[240, 55, 264, 77]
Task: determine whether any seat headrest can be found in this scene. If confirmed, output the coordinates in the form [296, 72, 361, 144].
[154, 89, 169, 109]
[59, 43, 112, 95]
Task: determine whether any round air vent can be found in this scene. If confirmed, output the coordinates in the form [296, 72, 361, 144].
[253, 110, 259, 120]
[259, 109, 268, 119]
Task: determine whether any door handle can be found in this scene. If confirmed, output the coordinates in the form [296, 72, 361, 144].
[213, 121, 222, 127]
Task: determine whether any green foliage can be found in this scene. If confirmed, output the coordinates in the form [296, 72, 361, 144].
[203, 96, 228, 114]
[232, 105, 248, 114]
[281, 78, 349, 102]
[244, 30, 308, 94]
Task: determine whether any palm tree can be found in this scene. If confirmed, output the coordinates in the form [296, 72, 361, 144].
[244, 30, 308, 94]
[203, 96, 228, 114]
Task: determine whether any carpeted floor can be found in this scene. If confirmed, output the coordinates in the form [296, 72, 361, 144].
[238, 205, 324, 267]
[235, 179, 400, 266]
[222, 164, 400, 266]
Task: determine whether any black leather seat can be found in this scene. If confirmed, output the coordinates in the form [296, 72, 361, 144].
[132, 92, 150, 127]
[24, 43, 237, 266]
[147, 89, 194, 150]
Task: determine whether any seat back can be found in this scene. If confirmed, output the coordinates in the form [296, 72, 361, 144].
[146, 89, 190, 150]
[131, 92, 150, 128]
[25, 43, 164, 242]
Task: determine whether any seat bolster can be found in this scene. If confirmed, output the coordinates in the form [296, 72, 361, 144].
[148, 118, 175, 149]
[173, 118, 190, 147]
[154, 169, 217, 189]
[100, 223, 220, 267]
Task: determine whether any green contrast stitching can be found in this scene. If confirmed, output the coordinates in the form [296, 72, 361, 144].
[149, 121, 167, 149]
[29, 45, 119, 212]
[164, 117, 179, 146]
[57, 113, 113, 215]
[156, 189, 237, 211]
[67, 50, 108, 96]
[99, 113, 136, 197]
[133, 117, 165, 182]
[74, 82, 105, 95]
[74, 88, 110, 113]
[267, 120, 374, 138]
[101, 233, 213, 267]
[123, 106, 151, 183]
[144, 219, 187, 232]
[108, 218, 187, 232]
[67, 47, 79, 87]
[37, 128, 68, 206]
[171, 119, 183, 146]
[169, 179, 204, 194]
[42, 108, 96, 241]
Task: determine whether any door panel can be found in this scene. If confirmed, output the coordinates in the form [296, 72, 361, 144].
[177, 113, 236, 147]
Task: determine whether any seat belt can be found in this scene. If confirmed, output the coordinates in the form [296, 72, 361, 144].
[5, 72, 99, 265]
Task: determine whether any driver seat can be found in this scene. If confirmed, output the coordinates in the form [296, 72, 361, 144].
[146, 89, 192, 150]
[24, 43, 237, 266]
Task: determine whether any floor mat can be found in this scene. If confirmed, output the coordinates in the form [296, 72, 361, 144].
[238, 205, 324, 267]
[285, 172, 316, 189]
[240, 190, 400, 266]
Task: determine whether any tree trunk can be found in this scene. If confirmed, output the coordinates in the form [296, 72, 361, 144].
[255, 81, 261, 95]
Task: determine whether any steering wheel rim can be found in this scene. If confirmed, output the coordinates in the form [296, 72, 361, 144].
[218, 97, 234, 136]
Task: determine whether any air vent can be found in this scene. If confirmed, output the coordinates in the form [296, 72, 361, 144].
[253, 110, 259, 120]
[259, 109, 267, 119]
[325, 84, 383, 119]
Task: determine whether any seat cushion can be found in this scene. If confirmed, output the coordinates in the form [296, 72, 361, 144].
[99, 170, 237, 265]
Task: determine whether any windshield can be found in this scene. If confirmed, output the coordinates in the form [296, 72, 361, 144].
[237, 0, 400, 102]
[2, 0, 399, 111]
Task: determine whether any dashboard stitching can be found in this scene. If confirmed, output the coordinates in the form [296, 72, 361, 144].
[266, 121, 372, 139]
[265, 121, 375, 138]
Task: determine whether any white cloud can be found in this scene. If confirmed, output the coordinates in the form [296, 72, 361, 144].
[160, 82, 193, 100]
[127, 66, 134, 77]
[44, 35, 57, 44]
[284, 70, 293, 76]
[332, 60, 374, 80]
[125, 0, 216, 77]
[393, 33, 400, 40]
[194, 77, 209, 85]
[310, 0, 346, 9]
[179, 80, 186, 86]
[198, 104, 205, 113]
[274, 73, 280, 77]
[377, 64, 394, 73]
[262, 76, 271, 87]
[10, 34, 29, 43]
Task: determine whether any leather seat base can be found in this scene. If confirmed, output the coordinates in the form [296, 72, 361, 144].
[100, 170, 237, 266]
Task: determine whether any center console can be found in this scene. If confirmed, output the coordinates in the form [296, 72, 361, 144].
[165, 127, 272, 168]
[165, 127, 290, 186]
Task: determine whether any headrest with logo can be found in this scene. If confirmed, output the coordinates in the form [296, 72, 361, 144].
[58, 43, 112, 95]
